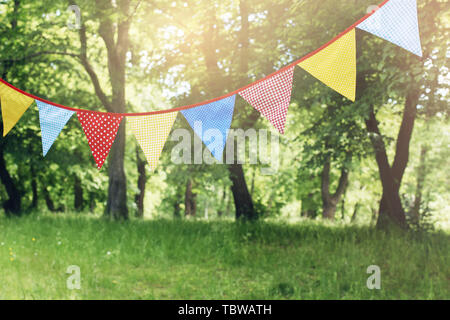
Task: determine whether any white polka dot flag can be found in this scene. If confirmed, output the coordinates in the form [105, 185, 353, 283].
[77, 111, 123, 169]
[357, 0, 422, 57]
[239, 66, 295, 134]
[298, 29, 356, 102]
[36, 100, 75, 157]
[127, 112, 178, 171]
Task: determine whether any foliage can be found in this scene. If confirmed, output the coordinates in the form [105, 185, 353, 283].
[0, 0, 448, 228]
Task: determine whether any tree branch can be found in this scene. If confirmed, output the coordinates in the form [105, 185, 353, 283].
[116, 0, 131, 65]
[390, 86, 420, 187]
[78, 24, 113, 112]
[332, 166, 349, 201]
[0, 51, 80, 64]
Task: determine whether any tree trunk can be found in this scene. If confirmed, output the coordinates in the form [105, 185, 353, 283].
[321, 158, 349, 220]
[185, 179, 197, 217]
[322, 204, 337, 220]
[30, 165, 38, 210]
[375, 87, 419, 229]
[197, 1, 258, 221]
[135, 146, 146, 218]
[74, 175, 83, 211]
[229, 163, 256, 220]
[76, 1, 131, 220]
[365, 108, 407, 229]
[191, 193, 197, 217]
[227, 1, 257, 221]
[250, 168, 256, 197]
[227, 164, 256, 220]
[89, 193, 95, 213]
[351, 203, 360, 223]
[0, 0, 22, 217]
[340, 185, 347, 220]
[200, 2, 257, 221]
[355, 25, 420, 230]
[0, 143, 21, 216]
[43, 187, 58, 212]
[103, 33, 129, 220]
[217, 187, 227, 217]
[105, 123, 128, 219]
[199, 3, 257, 221]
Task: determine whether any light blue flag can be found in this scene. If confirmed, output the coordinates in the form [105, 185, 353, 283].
[181, 95, 236, 161]
[357, 0, 422, 57]
[36, 100, 75, 156]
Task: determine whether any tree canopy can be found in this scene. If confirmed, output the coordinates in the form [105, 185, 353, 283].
[0, 0, 448, 230]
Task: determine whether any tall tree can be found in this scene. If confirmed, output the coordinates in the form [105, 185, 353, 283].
[0, 0, 23, 216]
[227, 0, 257, 220]
[356, 0, 447, 229]
[71, 0, 134, 219]
[321, 157, 349, 220]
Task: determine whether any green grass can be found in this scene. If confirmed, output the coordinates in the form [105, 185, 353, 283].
[0, 214, 449, 300]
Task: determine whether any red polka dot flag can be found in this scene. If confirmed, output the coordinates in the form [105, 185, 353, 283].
[77, 111, 123, 169]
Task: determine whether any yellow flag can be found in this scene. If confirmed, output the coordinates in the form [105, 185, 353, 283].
[127, 112, 178, 171]
[0, 82, 35, 136]
[298, 29, 356, 101]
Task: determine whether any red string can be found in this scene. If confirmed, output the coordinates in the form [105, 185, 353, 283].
[0, 0, 389, 116]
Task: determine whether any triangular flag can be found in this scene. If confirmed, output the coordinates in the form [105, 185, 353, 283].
[181, 95, 236, 161]
[77, 111, 123, 169]
[357, 0, 422, 57]
[0, 82, 34, 136]
[239, 66, 295, 134]
[36, 100, 74, 156]
[298, 29, 356, 101]
[127, 112, 178, 171]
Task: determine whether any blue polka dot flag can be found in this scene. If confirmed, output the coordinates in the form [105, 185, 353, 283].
[357, 0, 422, 57]
[181, 95, 236, 161]
[36, 100, 75, 156]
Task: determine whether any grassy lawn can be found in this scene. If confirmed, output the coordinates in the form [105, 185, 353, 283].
[0, 214, 449, 299]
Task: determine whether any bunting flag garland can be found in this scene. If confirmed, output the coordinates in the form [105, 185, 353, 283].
[239, 66, 295, 134]
[298, 29, 357, 102]
[0, 0, 424, 176]
[36, 100, 75, 156]
[357, 0, 423, 57]
[127, 112, 178, 171]
[0, 82, 34, 136]
[77, 111, 123, 169]
[181, 95, 236, 161]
